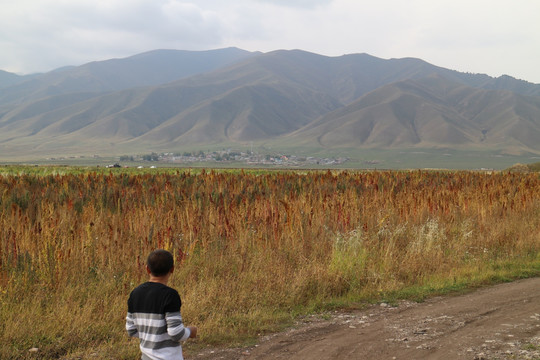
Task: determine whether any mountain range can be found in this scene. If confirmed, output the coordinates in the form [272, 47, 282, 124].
[1, 47, 539, 161]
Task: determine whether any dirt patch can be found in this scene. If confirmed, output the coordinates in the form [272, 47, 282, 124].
[193, 278, 540, 359]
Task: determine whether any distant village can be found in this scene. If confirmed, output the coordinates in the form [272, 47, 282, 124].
[118, 150, 349, 167]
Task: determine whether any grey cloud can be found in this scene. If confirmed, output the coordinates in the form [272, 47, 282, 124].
[7, 0, 227, 72]
[68, 1, 225, 47]
[257, 0, 333, 9]
[2, 0, 540, 83]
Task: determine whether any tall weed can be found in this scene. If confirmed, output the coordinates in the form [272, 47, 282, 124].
[0, 170, 539, 358]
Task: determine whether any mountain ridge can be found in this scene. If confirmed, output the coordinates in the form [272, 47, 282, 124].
[0, 47, 256, 106]
[285, 74, 540, 151]
[1, 48, 539, 161]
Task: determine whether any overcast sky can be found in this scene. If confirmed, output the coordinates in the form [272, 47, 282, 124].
[1, 0, 539, 83]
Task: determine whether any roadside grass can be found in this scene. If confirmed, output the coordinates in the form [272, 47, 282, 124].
[0, 169, 539, 359]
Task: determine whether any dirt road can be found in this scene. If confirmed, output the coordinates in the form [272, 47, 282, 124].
[195, 278, 540, 359]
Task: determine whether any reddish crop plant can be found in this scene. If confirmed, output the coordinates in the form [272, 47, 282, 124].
[0, 169, 539, 359]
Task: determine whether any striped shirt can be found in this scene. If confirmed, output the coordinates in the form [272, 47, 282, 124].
[126, 282, 191, 360]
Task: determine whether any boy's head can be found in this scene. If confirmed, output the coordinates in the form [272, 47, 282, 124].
[147, 249, 174, 277]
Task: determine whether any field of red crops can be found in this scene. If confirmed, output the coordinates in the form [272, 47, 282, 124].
[1, 169, 539, 359]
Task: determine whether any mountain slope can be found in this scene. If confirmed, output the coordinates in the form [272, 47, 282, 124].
[285, 74, 540, 151]
[0, 51, 344, 152]
[0, 47, 255, 106]
[1, 49, 540, 159]
[130, 82, 341, 145]
[0, 70, 26, 89]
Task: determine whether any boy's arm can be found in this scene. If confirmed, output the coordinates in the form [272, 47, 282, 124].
[164, 290, 196, 341]
[165, 312, 193, 342]
[125, 312, 139, 338]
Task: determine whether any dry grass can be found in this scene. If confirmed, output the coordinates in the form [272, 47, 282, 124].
[0, 170, 539, 359]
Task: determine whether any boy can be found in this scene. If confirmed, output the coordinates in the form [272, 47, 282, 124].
[126, 249, 197, 360]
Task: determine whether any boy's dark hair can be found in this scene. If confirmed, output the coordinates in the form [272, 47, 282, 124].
[147, 249, 174, 276]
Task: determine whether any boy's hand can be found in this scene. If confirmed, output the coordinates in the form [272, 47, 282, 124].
[188, 326, 198, 338]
